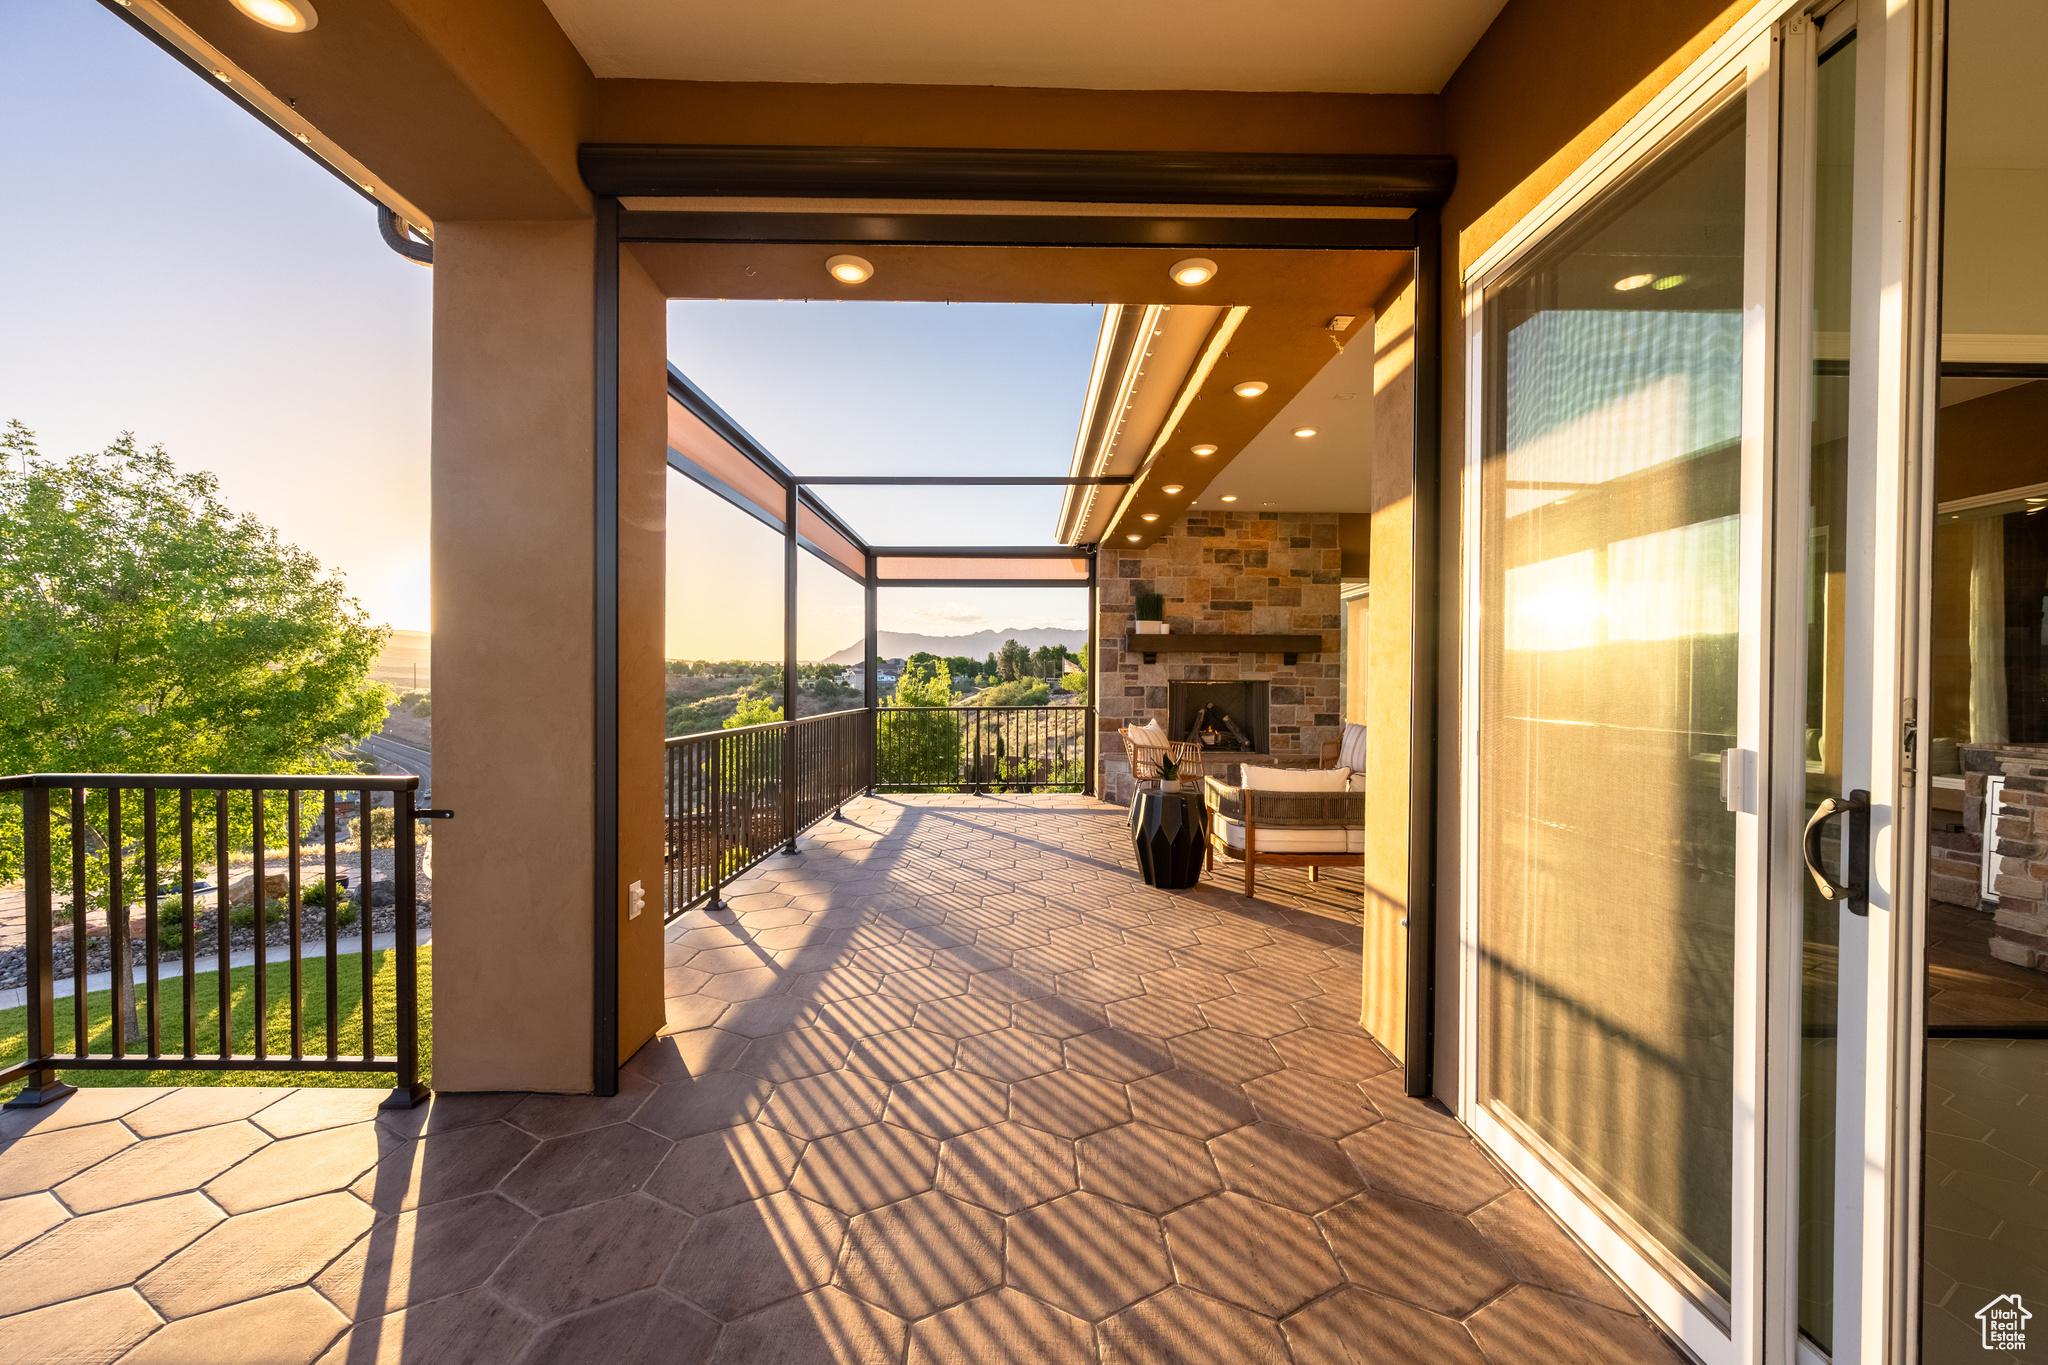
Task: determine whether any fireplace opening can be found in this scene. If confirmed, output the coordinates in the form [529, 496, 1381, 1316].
[1168, 681, 1270, 754]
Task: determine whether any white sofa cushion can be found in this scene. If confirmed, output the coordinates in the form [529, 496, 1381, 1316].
[1242, 764, 1352, 792]
[1337, 722, 1368, 773]
[1218, 819, 1363, 854]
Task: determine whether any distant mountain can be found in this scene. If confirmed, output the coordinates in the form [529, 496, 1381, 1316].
[822, 628, 1087, 666]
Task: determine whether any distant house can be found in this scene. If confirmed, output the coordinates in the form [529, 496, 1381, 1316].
[845, 660, 899, 693]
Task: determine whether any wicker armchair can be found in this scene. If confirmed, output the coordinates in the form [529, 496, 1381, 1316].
[1120, 724, 1203, 784]
[1203, 775, 1364, 897]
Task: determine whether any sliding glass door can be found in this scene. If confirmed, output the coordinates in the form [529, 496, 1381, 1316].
[1463, 39, 1774, 1363]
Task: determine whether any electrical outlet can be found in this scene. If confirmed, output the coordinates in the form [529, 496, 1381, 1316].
[628, 880, 645, 919]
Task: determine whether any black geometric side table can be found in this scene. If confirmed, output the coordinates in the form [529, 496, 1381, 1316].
[1129, 787, 1208, 890]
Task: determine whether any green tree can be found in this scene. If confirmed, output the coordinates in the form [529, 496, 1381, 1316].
[1070, 644, 1090, 697]
[0, 422, 391, 863]
[724, 694, 783, 728]
[1, 423, 393, 1035]
[878, 656, 960, 788]
[977, 678, 1049, 707]
[998, 638, 1029, 682]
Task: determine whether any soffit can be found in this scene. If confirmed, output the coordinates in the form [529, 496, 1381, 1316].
[1200, 334, 1377, 515]
[544, 0, 1508, 93]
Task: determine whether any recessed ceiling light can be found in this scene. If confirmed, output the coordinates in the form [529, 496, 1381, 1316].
[1220, 494, 1238, 502]
[1191, 444, 1218, 457]
[1127, 533, 1142, 541]
[1293, 427, 1318, 438]
[1170, 258, 1218, 287]
[1652, 274, 1689, 290]
[1233, 381, 1268, 398]
[230, 0, 317, 30]
[1332, 392, 1358, 400]
[1141, 513, 1160, 522]
[825, 254, 874, 284]
[1162, 485, 1184, 494]
[1613, 273, 1655, 292]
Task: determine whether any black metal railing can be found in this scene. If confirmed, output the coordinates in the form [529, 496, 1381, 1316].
[664, 709, 873, 917]
[876, 705, 1091, 794]
[1, 774, 428, 1109]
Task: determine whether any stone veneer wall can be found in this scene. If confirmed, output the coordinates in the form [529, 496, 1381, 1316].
[1096, 511, 1344, 804]
[1960, 743, 2048, 973]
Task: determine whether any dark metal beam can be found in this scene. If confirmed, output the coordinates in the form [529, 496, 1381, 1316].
[619, 210, 1417, 252]
[867, 545, 1089, 558]
[582, 144, 1456, 208]
[1404, 208, 1442, 1101]
[592, 196, 621, 1098]
[795, 476, 1132, 487]
[1085, 550, 1100, 800]
[871, 579, 1093, 590]
[784, 482, 799, 854]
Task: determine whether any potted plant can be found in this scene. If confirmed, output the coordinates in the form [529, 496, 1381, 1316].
[1158, 753, 1181, 793]
[1134, 592, 1168, 635]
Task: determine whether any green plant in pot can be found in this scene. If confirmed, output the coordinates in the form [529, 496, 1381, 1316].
[1134, 592, 1167, 636]
[1157, 752, 1181, 792]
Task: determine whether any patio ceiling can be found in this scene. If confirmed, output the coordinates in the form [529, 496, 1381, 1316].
[542, 0, 1509, 92]
[634, 241, 1409, 552]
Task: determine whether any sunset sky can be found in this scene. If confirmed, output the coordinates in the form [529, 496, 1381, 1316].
[1, 5, 1094, 663]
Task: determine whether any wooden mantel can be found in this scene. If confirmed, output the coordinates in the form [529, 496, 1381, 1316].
[1122, 632, 1324, 663]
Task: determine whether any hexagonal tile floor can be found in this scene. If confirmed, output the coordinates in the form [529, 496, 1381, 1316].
[0, 794, 1683, 1364]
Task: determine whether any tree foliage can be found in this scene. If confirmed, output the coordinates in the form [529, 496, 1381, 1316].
[723, 694, 784, 728]
[879, 656, 960, 787]
[0, 423, 392, 884]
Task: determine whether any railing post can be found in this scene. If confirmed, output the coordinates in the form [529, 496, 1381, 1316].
[709, 737, 727, 912]
[5, 786, 74, 1108]
[382, 782, 428, 1109]
[973, 710, 983, 796]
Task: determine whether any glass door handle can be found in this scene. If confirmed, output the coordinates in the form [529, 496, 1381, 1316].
[1802, 789, 1870, 915]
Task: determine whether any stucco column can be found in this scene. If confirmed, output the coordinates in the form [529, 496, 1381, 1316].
[1362, 277, 1416, 1058]
[430, 220, 666, 1091]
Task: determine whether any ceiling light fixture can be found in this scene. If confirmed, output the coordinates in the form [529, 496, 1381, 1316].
[825, 254, 874, 285]
[1325, 315, 1356, 332]
[1652, 274, 1689, 290]
[1127, 533, 1143, 541]
[1220, 494, 1238, 502]
[1612, 273, 1656, 292]
[1170, 257, 1219, 287]
[1142, 513, 1160, 522]
[1233, 381, 1268, 398]
[230, 0, 318, 30]
[1162, 485, 1184, 494]
[1191, 444, 1218, 457]
[1293, 427, 1318, 438]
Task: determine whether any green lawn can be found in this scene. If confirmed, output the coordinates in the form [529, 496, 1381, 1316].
[1, 947, 431, 1102]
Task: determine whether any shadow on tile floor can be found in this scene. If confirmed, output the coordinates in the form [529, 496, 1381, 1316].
[0, 795, 1684, 1365]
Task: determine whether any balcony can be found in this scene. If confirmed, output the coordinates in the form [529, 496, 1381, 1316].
[0, 788, 1679, 1364]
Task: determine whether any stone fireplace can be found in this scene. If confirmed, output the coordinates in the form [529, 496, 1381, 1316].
[1096, 510, 1344, 803]
[1169, 681, 1270, 753]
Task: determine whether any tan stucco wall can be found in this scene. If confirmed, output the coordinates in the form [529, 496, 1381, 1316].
[617, 248, 670, 1064]
[431, 220, 596, 1092]
[1364, 278, 1416, 1059]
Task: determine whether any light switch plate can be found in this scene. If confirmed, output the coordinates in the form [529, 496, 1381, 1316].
[628, 879, 645, 919]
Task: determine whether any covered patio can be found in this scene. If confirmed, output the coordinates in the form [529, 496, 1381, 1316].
[0, 796, 1676, 1365]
